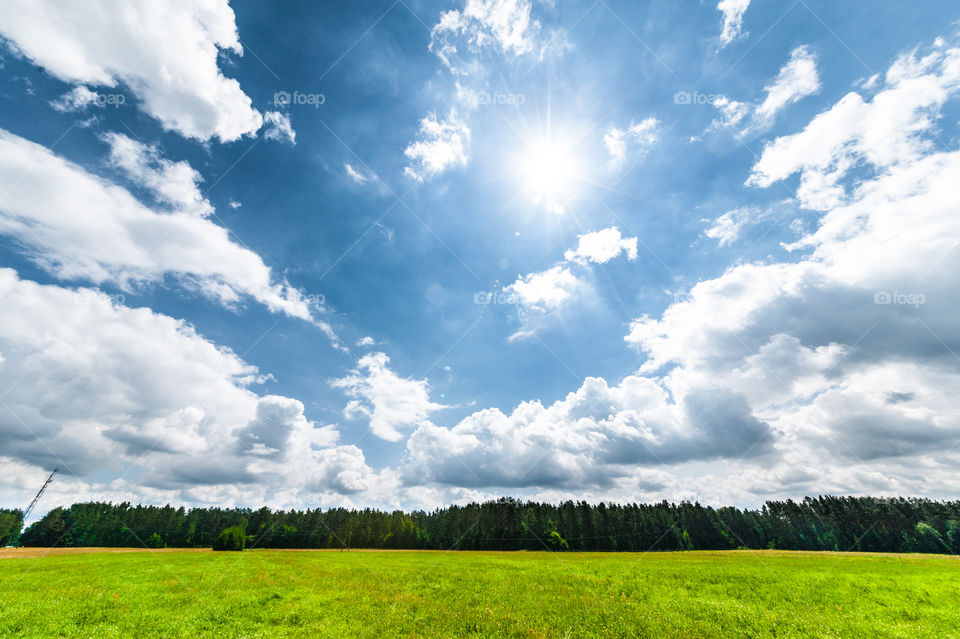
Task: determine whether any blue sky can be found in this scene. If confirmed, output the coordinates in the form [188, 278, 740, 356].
[2, 0, 960, 514]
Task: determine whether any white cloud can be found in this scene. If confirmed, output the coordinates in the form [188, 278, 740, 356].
[711, 96, 751, 130]
[404, 375, 772, 489]
[504, 265, 581, 312]
[331, 353, 447, 442]
[50, 86, 99, 112]
[262, 111, 296, 145]
[604, 117, 659, 164]
[306, 446, 376, 494]
[710, 46, 820, 136]
[703, 201, 799, 247]
[0, 269, 366, 499]
[754, 46, 821, 125]
[704, 207, 755, 246]
[345, 164, 369, 184]
[344, 164, 387, 195]
[234, 395, 333, 460]
[0, 128, 318, 322]
[103, 132, 214, 217]
[0, 0, 263, 142]
[618, 37, 960, 500]
[564, 227, 638, 264]
[504, 226, 639, 339]
[356, 336, 376, 347]
[404, 111, 471, 181]
[717, 0, 751, 47]
[414, 0, 561, 183]
[5, 14, 960, 511]
[430, 0, 542, 75]
[747, 45, 960, 210]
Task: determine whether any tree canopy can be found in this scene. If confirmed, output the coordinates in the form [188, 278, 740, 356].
[18, 496, 960, 554]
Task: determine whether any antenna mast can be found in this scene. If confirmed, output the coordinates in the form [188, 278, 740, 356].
[10, 468, 58, 548]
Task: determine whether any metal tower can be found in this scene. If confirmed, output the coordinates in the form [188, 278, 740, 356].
[9, 468, 58, 548]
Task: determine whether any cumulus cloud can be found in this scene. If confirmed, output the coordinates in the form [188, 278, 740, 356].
[621, 37, 960, 499]
[410, 0, 561, 181]
[50, 86, 100, 112]
[430, 0, 542, 75]
[703, 201, 799, 247]
[306, 446, 376, 494]
[747, 43, 960, 210]
[262, 111, 296, 145]
[0, 269, 366, 499]
[5, 11, 959, 512]
[711, 96, 751, 130]
[504, 265, 581, 312]
[604, 118, 659, 165]
[564, 227, 638, 264]
[710, 46, 820, 136]
[404, 111, 471, 181]
[234, 396, 336, 460]
[0, 128, 319, 322]
[704, 207, 756, 246]
[0, 0, 264, 142]
[103, 133, 214, 217]
[754, 46, 821, 125]
[403, 375, 772, 489]
[331, 353, 447, 442]
[503, 227, 639, 339]
[717, 0, 751, 47]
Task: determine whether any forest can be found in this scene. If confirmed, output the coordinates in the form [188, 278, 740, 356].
[11, 496, 960, 554]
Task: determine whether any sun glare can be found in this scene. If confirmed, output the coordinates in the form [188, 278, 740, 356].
[514, 135, 584, 215]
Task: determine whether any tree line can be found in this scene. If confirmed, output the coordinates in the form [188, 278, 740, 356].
[14, 496, 960, 554]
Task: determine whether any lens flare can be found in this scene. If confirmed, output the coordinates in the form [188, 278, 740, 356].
[514, 134, 584, 214]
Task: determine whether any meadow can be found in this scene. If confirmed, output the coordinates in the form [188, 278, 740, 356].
[1, 548, 958, 638]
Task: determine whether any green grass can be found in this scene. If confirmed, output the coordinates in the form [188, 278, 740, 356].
[1, 549, 958, 637]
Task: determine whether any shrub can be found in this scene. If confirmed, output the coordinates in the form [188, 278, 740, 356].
[212, 526, 246, 551]
[547, 530, 569, 551]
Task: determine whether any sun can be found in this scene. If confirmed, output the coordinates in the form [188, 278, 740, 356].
[514, 134, 584, 215]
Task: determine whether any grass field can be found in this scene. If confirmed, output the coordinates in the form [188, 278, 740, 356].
[1, 548, 958, 638]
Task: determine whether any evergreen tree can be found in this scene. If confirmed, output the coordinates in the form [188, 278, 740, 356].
[18, 496, 960, 554]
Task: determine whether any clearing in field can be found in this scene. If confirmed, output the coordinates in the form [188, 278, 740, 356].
[1, 548, 958, 637]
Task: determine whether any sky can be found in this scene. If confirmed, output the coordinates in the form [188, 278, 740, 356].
[1, 0, 960, 518]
